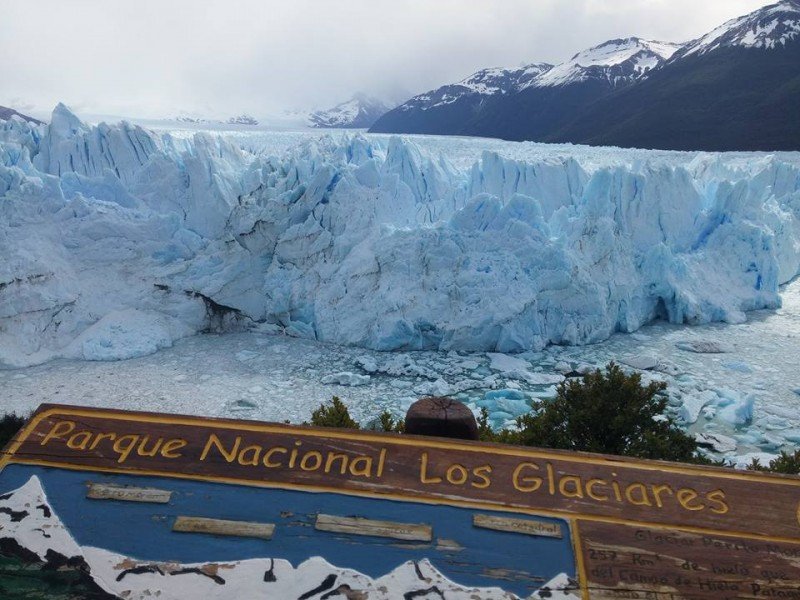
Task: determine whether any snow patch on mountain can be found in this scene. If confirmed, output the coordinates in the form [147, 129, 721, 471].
[399, 63, 552, 111]
[532, 38, 682, 88]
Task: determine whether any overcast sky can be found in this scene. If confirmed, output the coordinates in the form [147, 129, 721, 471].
[0, 0, 774, 120]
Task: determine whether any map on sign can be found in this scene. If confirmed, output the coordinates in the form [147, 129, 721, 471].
[1, 404, 799, 599]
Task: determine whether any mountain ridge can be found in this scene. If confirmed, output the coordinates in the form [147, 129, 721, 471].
[370, 1, 800, 151]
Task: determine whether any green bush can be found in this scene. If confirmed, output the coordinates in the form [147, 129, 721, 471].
[307, 397, 360, 429]
[0, 413, 26, 449]
[509, 363, 701, 463]
[307, 397, 405, 433]
[748, 450, 800, 475]
[377, 411, 405, 434]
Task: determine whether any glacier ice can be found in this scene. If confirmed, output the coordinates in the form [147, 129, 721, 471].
[1, 105, 800, 367]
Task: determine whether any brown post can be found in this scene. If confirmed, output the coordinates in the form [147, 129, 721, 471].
[404, 396, 479, 440]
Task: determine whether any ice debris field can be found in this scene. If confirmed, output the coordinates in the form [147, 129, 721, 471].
[2, 106, 800, 463]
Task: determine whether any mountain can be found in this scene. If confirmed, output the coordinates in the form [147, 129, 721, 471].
[309, 94, 392, 128]
[227, 114, 259, 125]
[0, 105, 43, 125]
[370, 64, 551, 135]
[551, 0, 800, 151]
[370, 1, 800, 151]
[674, 0, 800, 58]
[370, 38, 677, 136]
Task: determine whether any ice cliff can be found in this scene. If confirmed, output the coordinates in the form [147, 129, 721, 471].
[1, 105, 799, 366]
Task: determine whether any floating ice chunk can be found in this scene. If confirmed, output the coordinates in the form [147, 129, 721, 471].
[355, 356, 379, 373]
[526, 372, 565, 385]
[71, 309, 191, 361]
[235, 350, 260, 362]
[723, 361, 753, 373]
[717, 393, 756, 427]
[695, 432, 738, 453]
[486, 353, 562, 384]
[486, 353, 530, 372]
[675, 340, 730, 354]
[760, 432, 787, 450]
[321, 372, 371, 386]
[679, 390, 718, 424]
[478, 389, 532, 418]
[620, 354, 658, 370]
[781, 429, 800, 443]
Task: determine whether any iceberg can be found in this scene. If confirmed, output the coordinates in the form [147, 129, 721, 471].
[1, 105, 799, 366]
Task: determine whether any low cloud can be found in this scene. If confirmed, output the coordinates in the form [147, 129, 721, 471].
[0, 0, 771, 119]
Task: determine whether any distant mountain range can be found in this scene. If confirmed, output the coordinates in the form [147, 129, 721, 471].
[370, 0, 800, 151]
[0, 105, 43, 124]
[309, 94, 393, 128]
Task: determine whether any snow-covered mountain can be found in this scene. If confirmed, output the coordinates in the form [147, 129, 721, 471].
[397, 63, 552, 113]
[308, 94, 392, 128]
[675, 0, 800, 58]
[371, 0, 800, 150]
[531, 38, 680, 88]
[2, 105, 799, 367]
[0, 476, 578, 599]
[370, 38, 679, 136]
[226, 114, 259, 126]
[552, 0, 800, 150]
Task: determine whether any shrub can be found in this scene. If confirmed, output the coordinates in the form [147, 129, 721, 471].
[0, 413, 26, 449]
[748, 450, 800, 475]
[511, 363, 701, 462]
[307, 397, 360, 429]
[377, 411, 405, 433]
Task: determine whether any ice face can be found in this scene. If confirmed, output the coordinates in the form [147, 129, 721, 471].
[1, 105, 800, 367]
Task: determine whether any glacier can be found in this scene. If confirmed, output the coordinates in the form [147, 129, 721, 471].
[1, 104, 800, 368]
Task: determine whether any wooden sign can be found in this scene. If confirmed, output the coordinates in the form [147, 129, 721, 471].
[1, 404, 799, 599]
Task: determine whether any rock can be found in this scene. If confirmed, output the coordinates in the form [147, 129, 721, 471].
[405, 397, 479, 440]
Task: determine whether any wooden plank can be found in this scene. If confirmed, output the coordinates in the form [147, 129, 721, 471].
[86, 482, 172, 504]
[315, 513, 432, 542]
[12, 404, 800, 542]
[473, 514, 562, 539]
[172, 516, 274, 540]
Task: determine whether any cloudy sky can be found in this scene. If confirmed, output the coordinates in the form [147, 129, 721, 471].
[0, 0, 774, 120]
